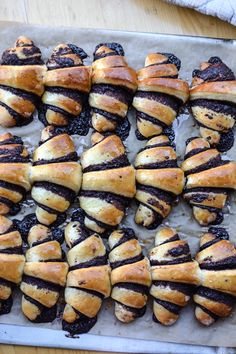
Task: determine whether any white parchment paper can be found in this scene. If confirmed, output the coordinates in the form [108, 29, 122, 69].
[0, 21, 235, 348]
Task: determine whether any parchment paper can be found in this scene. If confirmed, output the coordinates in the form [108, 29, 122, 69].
[0, 21, 235, 348]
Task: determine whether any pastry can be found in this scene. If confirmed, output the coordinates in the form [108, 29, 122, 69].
[133, 52, 189, 139]
[149, 227, 200, 325]
[39, 43, 91, 135]
[62, 221, 110, 334]
[0, 132, 31, 215]
[0, 36, 46, 127]
[0, 216, 25, 315]
[182, 137, 236, 226]
[30, 126, 82, 226]
[135, 135, 184, 229]
[194, 227, 236, 326]
[78, 132, 136, 234]
[190, 57, 236, 151]
[108, 228, 151, 323]
[89, 43, 137, 139]
[20, 224, 68, 322]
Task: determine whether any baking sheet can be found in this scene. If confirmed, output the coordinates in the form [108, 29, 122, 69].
[0, 21, 236, 351]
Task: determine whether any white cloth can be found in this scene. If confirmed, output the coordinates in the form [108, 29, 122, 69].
[164, 0, 236, 26]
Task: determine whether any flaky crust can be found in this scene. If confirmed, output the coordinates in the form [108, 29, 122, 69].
[132, 52, 189, 139]
[30, 127, 82, 225]
[149, 228, 200, 326]
[62, 221, 111, 334]
[89, 43, 137, 133]
[194, 227, 236, 326]
[135, 135, 184, 229]
[79, 134, 136, 233]
[21, 224, 68, 322]
[0, 36, 45, 127]
[182, 137, 236, 226]
[108, 228, 151, 323]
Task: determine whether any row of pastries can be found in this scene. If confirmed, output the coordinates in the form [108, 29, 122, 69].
[0, 36, 236, 336]
[1, 216, 236, 333]
[0, 37, 236, 151]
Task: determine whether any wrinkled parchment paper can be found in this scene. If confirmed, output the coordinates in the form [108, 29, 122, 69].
[0, 21, 236, 348]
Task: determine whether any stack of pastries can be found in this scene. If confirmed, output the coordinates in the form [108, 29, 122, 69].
[0, 36, 235, 339]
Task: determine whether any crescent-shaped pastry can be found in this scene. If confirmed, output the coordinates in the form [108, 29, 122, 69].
[149, 227, 200, 325]
[78, 132, 136, 234]
[0, 216, 25, 315]
[182, 137, 236, 226]
[89, 43, 137, 139]
[0, 132, 31, 215]
[133, 52, 189, 139]
[39, 43, 91, 135]
[20, 224, 68, 322]
[0, 36, 46, 127]
[108, 228, 151, 323]
[194, 227, 236, 326]
[135, 135, 184, 229]
[30, 126, 82, 226]
[190, 57, 236, 151]
[62, 221, 111, 334]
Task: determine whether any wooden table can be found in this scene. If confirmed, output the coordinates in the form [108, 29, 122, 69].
[0, 1, 236, 354]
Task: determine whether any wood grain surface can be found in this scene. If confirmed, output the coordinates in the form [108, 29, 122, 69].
[0, 1, 235, 353]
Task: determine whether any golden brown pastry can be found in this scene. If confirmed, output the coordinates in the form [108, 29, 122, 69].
[0, 215, 25, 315]
[149, 227, 200, 325]
[135, 135, 184, 229]
[20, 223, 68, 322]
[182, 137, 236, 226]
[133, 52, 189, 139]
[62, 221, 110, 334]
[30, 126, 82, 226]
[0, 132, 31, 215]
[190, 57, 236, 151]
[108, 228, 151, 323]
[39, 43, 91, 135]
[78, 133, 136, 234]
[89, 43, 137, 139]
[0, 36, 46, 127]
[194, 227, 236, 326]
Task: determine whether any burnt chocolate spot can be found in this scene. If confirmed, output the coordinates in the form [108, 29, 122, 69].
[93, 42, 124, 60]
[63, 314, 97, 335]
[218, 130, 234, 152]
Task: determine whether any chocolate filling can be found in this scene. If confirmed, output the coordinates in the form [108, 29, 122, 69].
[135, 204, 163, 230]
[196, 304, 219, 321]
[0, 135, 22, 146]
[33, 151, 78, 165]
[23, 295, 57, 323]
[33, 181, 76, 203]
[158, 234, 179, 246]
[196, 286, 235, 305]
[156, 52, 181, 71]
[136, 91, 181, 110]
[0, 84, 39, 105]
[22, 275, 62, 292]
[153, 280, 193, 295]
[1, 49, 43, 66]
[93, 42, 124, 60]
[137, 184, 176, 203]
[80, 190, 130, 211]
[199, 256, 236, 270]
[0, 277, 16, 289]
[115, 301, 146, 318]
[150, 256, 192, 266]
[110, 228, 137, 251]
[69, 255, 107, 270]
[110, 254, 144, 269]
[13, 213, 37, 241]
[218, 130, 235, 153]
[68, 286, 104, 300]
[115, 282, 149, 295]
[91, 84, 132, 103]
[184, 157, 228, 176]
[184, 147, 210, 160]
[0, 246, 22, 254]
[191, 98, 236, 118]
[135, 159, 177, 170]
[0, 196, 21, 216]
[45, 86, 86, 103]
[83, 154, 129, 173]
[154, 298, 182, 314]
[139, 142, 171, 152]
[168, 243, 190, 257]
[0, 180, 26, 196]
